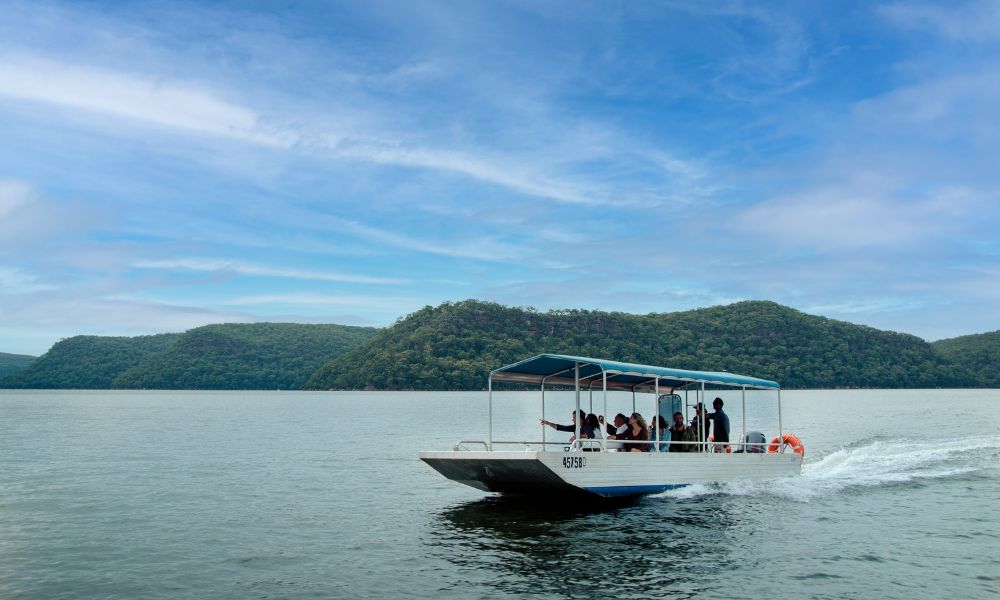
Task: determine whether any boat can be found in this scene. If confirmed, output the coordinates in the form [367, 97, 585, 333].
[420, 354, 804, 498]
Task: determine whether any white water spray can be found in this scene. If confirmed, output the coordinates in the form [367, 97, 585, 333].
[656, 435, 1000, 502]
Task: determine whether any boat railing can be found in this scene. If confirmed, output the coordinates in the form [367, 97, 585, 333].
[574, 438, 780, 453]
[453, 440, 569, 451]
[453, 439, 783, 453]
[452, 440, 490, 451]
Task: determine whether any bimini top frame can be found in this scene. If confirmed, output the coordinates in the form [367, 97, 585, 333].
[490, 354, 780, 392]
[485, 354, 782, 452]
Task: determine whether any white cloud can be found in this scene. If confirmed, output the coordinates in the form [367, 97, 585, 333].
[0, 48, 709, 209]
[221, 293, 416, 308]
[805, 298, 922, 316]
[0, 179, 93, 250]
[0, 293, 239, 328]
[0, 179, 33, 217]
[735, 175, 984, 251]
[0, 54, 292, 146]
[0, 266, 56, 293]
[333, 142, 600, 206]
[879, 1, 1000, 42]
[325, 216, 525, 262]
[853, 71, 1000, 136]
[132, 258, 408, 285]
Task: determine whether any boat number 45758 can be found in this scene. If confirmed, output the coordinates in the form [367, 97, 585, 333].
[562, 456, 586, 469]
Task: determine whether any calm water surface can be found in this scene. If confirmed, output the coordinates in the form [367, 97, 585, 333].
[1, 389, 998, 599]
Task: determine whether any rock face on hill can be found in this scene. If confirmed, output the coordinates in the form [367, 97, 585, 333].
[306, 300, 978, 390]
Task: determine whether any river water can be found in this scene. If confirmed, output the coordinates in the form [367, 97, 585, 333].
[1, 389, 998, 599]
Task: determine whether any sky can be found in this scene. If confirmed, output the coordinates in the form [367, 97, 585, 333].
[1, 0, 999, 356]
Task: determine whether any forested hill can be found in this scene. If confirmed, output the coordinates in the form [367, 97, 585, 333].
[306, 300, 980, 390]
[0, 352, 37, 379]
[111, 323, 377, 390]
[932, 330, 1000, 387]
[3, 302, 992, 391]
[1, 334, 181, 389]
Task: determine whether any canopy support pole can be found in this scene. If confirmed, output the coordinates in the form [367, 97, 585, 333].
[574, 362, 581, 444]
[488, 374, 493, 451]
[741, 385, 747, 445]
[777, 388, 783, 452]
[603, 370, 608, 452]
[654, 377, 660, 452]
[700, 381, 706, 453]
[540, 378, 546, 450]
[684, 387, 689, 421]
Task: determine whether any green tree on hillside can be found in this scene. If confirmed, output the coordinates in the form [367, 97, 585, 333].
[306, 300, 979, 390]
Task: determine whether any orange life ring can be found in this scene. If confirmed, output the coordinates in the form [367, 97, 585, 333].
[708, 435, 732, 453]
[768, 433, 805, 456]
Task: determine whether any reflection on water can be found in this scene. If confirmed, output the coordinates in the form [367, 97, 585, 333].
[430, 494, 746, 598]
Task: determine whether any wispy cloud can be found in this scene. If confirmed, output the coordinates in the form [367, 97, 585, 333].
[222, 293, 416, 308]
[853, 71, 1000, 144]
[323, 217, 525, 262]
[133, 258, 408, 285]
[0, 179, 94, 250]
[0, 50, 699, 209]
[879, 0, 1000, 42]
[0, 266, 57, 293]
[332, 141, 601, 206]
[735, 180, 984, 251]
[0, 54, 292, 146]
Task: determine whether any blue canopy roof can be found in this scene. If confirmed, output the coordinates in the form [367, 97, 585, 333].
[490, 354, 780, 391]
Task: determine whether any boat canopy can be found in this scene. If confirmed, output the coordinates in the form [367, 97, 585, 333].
[490, 354, 780, 392]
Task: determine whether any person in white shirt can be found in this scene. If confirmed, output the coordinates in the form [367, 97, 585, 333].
[603, 413, 628, 451]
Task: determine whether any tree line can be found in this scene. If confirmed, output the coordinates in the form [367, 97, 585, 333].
[2, 301, 996, 390]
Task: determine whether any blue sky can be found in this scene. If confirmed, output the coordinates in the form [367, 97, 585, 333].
[1, 1, 999, 355]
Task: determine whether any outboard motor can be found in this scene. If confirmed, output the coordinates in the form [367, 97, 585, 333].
[744, 431, 766, 453]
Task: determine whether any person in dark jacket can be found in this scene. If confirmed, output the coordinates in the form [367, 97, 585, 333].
[709, 397, 730, 452]
[541, 410, 594, 442]
[691, 403, 711, 452]
[669, 411, 696, 452]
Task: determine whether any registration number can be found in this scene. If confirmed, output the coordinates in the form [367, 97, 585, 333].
[562, 456, 587, 469]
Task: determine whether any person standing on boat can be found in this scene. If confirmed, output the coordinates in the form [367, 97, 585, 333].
[691, 403, 711, 452]
[709, 397, 730, 452]
[669, 411, 696, 452]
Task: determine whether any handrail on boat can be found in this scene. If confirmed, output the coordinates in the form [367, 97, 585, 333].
[457, 438, 786, 453]
[453, 440, 490, 451]
[453, 440, 571, 451]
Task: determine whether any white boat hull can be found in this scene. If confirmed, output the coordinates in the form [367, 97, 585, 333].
[420, 450, 803, 498]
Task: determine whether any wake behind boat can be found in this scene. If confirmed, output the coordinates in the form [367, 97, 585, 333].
[420, 354, 804, 498]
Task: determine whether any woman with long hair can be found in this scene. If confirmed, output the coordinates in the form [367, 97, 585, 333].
[651, 414, 670, 452]
[626, 412, 651, 452]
